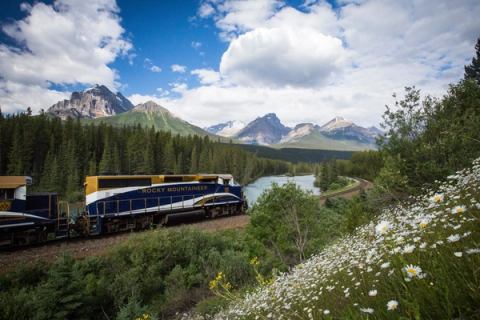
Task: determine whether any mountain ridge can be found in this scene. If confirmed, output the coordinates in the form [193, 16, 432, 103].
[44, 84, 381, 151]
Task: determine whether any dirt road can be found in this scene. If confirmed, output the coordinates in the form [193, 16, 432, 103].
[0, 214, 250, 272]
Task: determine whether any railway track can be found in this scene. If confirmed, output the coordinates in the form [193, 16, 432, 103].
[0, 214, 250, 272]
[319, 177, 373, 204]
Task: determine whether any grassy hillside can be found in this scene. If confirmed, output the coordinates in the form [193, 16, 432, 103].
[275, 130, 377, 151]
[83, 109, 223, 139]
[211, 158, 480, 319]
[232, 143, 353, 163]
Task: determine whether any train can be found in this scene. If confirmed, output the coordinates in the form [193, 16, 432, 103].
[0, 174, 246, 247]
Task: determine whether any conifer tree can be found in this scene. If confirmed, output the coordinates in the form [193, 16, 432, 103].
[465, 38, 480, 83]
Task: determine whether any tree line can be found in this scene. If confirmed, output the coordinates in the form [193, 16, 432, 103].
[0, 114, 291, 200]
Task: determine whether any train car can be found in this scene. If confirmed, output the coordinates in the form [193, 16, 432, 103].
[82, 174, 246, 235]
[0, 176, 69, 246]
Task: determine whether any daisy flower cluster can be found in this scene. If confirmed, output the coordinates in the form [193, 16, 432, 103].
[206, 158, 480, 320]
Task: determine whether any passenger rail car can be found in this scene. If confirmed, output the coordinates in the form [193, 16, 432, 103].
[0, 176, 68, 246]
[83, 174, 246, 234]
[0, 174, 246, 247]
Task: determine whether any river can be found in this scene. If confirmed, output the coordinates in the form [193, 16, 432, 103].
[243, 175, 320, 205]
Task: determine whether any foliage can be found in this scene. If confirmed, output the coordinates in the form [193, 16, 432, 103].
[0, 228, 255, 320]
[213, 158, 480, 319]
[337, 151, 384, 181]
[0, 114, 290, 197]
[246, 182, 351, 269]
[377, 80, 480, 193]
[464, 37, 480, 84]
[234, 143, 353, 163]
[315, 160, 351, 192]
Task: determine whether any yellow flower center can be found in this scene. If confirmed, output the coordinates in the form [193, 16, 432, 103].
[434, 195, 442, 202]
[419, 222, 427, 229]
[407, 267, 417, 276]
[456, 207, 463, 213]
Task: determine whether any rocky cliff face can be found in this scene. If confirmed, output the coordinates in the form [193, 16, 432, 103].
[47, 84, 134, 119]
[236, 113, 290, 145]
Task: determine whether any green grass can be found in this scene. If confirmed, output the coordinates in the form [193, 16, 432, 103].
[82, 109, 228, 140]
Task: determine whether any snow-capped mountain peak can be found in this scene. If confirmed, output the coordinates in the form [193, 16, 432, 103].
[205, 120, 246, 137]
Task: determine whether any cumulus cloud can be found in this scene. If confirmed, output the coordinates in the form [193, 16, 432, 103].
[191, 68, 221, 85]
[151, 0, 479, 127]
[211, 0, 283, 40]
[220, 27, 346, 88]
[171, 64, 187, 73]
[198, 2, 215, 18]
[0, 0, 132, 113]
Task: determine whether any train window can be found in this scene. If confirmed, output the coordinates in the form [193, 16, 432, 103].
[99, 178, 151, 189]
[0, 189, 15, 200]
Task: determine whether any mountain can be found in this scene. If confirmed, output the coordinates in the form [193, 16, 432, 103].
[236, 113, 290, 145]
[205, 120, 246, 137]
[275, 117, 381, 151]
[47, 84, 133, 119]
[318, 116, 379, 144]
[85, 101, 219, 138]
[279, 123, 317, 143]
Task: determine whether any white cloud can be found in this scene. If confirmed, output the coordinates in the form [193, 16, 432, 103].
[220, 26, 346, 88]
[212, 0, 283, 40]
[156, 0, 479, 128]
[0, 0, 132, 113]
[191, 68, 221, 85]
[191, 41, 202, 49]
[170, 82, 189, 94]
[150, 65, 162, 73]
[144, 58, 161, 73]
[171, 64, 187, 73]
[198, 2, 215, 18]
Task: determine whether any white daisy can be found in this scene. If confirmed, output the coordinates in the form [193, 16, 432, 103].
[431, 193, 444, 203]
[360, 308, 374, 314]
[404, 264, 423, 278]
[375, 221, 392, 236]
[387, 300, 399, 311]
[451, 205, 467, 214]
[447, 234, 460, 243]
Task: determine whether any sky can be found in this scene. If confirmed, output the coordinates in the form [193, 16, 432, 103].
[0, 0, 478, 128]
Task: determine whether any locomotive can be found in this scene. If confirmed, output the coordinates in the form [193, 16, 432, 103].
[0, 174, 246, 247]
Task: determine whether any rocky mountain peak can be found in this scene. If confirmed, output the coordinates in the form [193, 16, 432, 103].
[236, 113, 290, 145]
[47, 84, 134, 119]
[320, 116, 354, 132]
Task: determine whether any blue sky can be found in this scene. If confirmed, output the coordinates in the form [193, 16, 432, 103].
[0, 0, 478, 127]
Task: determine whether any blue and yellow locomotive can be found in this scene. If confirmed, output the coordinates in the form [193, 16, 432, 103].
[0, 174, 246, 247]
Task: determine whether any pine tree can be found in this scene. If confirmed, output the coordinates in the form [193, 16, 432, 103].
[7, 126, 24, 175]
[162, 140, 176, 174]
[465, 38, 480, 83]
[190, 145, 199, 173]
